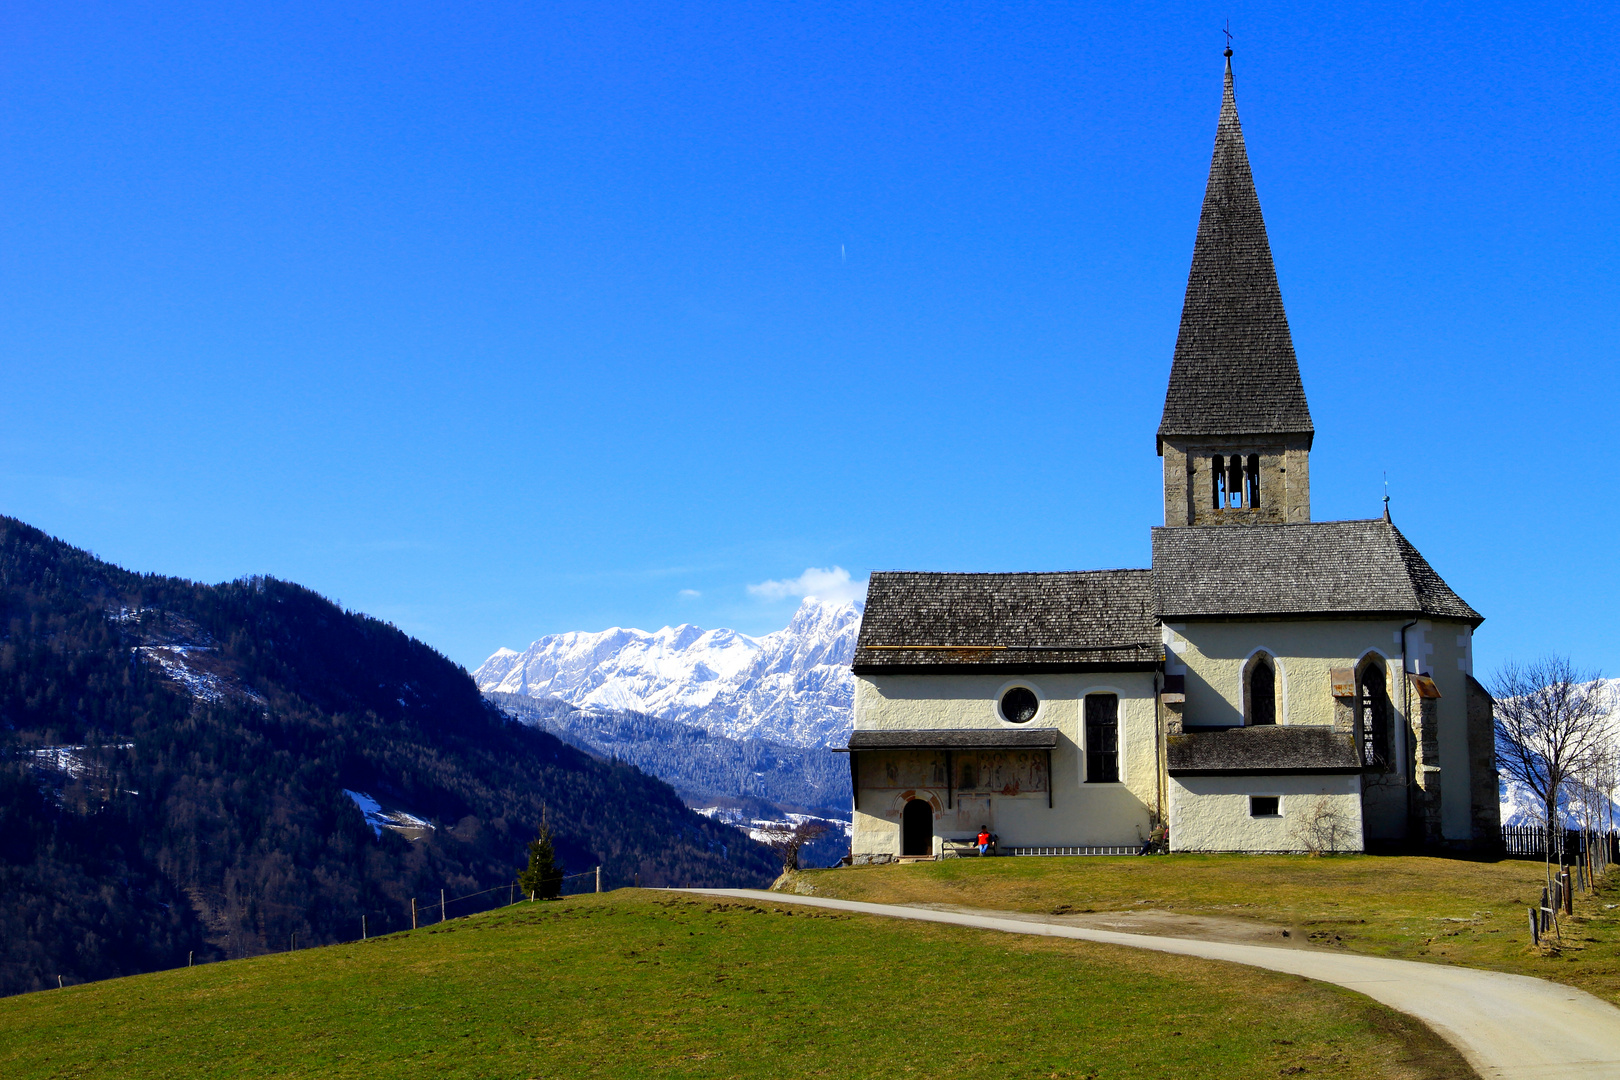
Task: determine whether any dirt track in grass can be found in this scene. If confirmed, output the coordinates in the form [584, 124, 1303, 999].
[785, 853, 1620, 1005]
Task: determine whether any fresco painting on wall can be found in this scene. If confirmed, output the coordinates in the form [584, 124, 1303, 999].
[869, 750, 1048, 796]
[957, 750, 1046, 796]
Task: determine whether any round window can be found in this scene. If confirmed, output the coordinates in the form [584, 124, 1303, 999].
[1000, 686, 1038, 724]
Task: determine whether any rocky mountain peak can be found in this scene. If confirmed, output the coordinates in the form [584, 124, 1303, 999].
[473, 597, 861, 747]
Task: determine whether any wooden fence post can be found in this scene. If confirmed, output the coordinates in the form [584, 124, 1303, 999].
[362, 915, 368, 941]
[412, 897, 418, 930]
[441, 888, 446, 923]
[596, 865, 602, 893]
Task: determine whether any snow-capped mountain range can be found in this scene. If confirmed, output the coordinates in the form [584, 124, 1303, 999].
[473, 598, 860, 748]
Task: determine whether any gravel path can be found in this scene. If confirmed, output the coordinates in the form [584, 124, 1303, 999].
[680, 888, 1620, 1080]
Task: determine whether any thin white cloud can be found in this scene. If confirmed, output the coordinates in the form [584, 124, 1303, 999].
[747, 566, 867, 606]
[678, 588, 702, 599]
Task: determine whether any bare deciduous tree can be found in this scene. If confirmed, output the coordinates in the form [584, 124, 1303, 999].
[1491, 657, 1613, 865]
[761, 819, 830, 874]
[1291, 796, 1352, 855]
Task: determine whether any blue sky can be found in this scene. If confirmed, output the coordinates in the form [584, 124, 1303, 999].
[0, 2, 1616, 674]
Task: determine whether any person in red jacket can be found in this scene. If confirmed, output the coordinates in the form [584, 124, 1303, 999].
[977, 829, 991, 856]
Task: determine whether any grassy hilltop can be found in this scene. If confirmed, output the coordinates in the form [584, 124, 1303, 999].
[0, 889, 1472, 1080]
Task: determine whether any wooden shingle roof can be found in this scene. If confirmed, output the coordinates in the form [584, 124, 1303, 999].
[852, 570, 1159, 673]
[1168, 725, 1362, 774]
[845, 728, 1063, 751]
[1151, 518, 1482, 625]
[1158, 55, 1313, 452]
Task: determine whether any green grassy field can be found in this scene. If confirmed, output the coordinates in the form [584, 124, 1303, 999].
[0, 891, 1474, 1080]
[792, 853, 1620, 1005]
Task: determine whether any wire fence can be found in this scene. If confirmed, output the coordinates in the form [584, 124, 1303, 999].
[148, 865, 613, 981]
[316, 866, 606, 948]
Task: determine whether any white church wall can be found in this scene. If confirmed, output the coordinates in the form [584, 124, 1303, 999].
[850, 671, 1159, 853]
[1165, 618, 1409, 730]
[1169, 774, 1364, 853]
[1421, 622, 1475, 842]
[1167, 616, 1480, 844]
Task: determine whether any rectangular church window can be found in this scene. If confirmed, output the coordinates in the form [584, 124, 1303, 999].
[1084, 694, 1119, 783]
[1249, 796, 1280, 817]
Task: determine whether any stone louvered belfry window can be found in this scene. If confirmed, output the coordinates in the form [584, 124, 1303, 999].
[1084, 694, 1119, 783]
[1211, 454, 1260, 509]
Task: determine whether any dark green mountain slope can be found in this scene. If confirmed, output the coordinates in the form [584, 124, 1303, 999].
[0, 517, 775, 996]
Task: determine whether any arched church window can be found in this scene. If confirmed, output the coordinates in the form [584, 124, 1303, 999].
[1212, 455, 1226, 508]
[1227, 456, 1244, 508]
[1246, 454, 1260, 507]
[1359, 662, 1391, 770]
[1247, 656, 1277, 725]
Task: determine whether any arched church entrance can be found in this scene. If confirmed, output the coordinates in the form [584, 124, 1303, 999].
[901, 799, 933, 857]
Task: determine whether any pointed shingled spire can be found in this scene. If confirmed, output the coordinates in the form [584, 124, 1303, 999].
[1158, 52, 1313, 451]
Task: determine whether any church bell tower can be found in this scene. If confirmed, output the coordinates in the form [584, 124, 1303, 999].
[1158, 51, 1313, 528]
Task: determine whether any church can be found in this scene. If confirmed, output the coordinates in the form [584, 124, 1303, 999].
[844, 53, 1500, 859]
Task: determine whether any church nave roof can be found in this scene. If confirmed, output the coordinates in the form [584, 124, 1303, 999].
[1151, 518, 1482, 625]
[852, 569, 1159, 672]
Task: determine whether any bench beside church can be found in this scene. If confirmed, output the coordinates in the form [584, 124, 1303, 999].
[841, 52, 1498, 862]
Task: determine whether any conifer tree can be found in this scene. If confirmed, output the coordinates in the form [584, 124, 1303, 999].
[518, 816, 565, 899]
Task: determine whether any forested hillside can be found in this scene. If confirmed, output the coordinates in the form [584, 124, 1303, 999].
[0, 517, 776, 996]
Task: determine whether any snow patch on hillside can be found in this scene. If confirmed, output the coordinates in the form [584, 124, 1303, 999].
[134, 644, 267, 707]
[342, 789, 435, 840]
